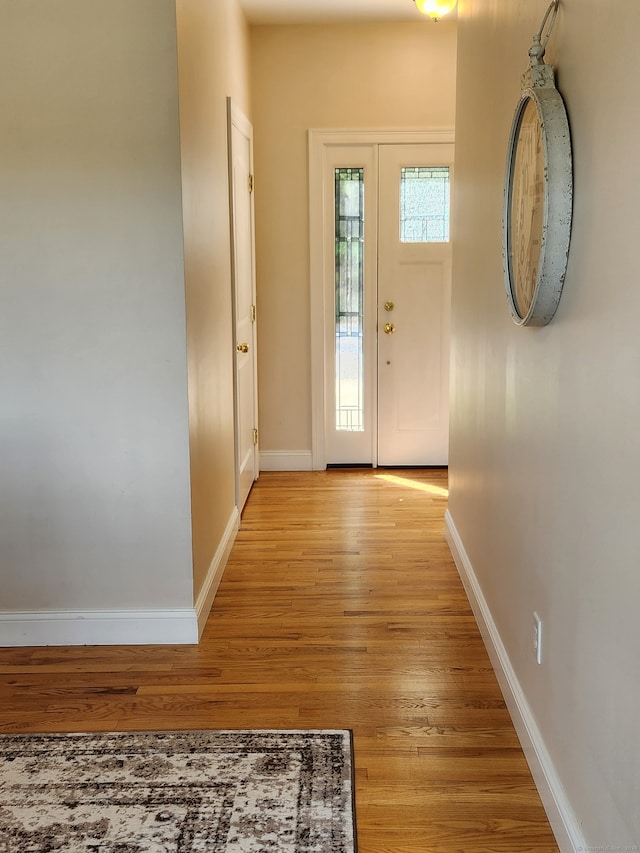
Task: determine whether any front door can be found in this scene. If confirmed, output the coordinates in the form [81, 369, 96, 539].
[377, 144, 453, 465]
[228, 100, 258, 509]
[320, 141, 453, 467]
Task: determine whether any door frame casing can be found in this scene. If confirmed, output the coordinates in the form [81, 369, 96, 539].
[308, 128, 455, 471]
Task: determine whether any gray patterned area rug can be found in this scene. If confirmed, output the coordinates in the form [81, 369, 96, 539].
[0, 729, 356, 852]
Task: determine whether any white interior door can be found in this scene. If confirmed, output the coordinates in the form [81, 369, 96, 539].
[377, 144, 453, 466]
[228, 100, 258, 509]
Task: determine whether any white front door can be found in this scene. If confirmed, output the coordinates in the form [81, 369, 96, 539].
[377, 144, 453, 465]
[317, 139, 453, 468]
[228, 100, 258, 509]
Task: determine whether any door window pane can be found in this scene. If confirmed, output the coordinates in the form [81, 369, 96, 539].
[335, 168, 364, 432]
[400, 166, 450, 243]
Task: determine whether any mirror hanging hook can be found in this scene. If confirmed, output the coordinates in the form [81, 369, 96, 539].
[529, 0, 559, 67]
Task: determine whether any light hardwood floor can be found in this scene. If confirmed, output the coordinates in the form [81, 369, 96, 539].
[0, 469, 559, 852]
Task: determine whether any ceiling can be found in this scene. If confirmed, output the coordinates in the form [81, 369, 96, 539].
[239, 0, 456, 25]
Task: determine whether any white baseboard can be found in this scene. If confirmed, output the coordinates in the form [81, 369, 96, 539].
[444, 510, 585, 853]
[0, 608, 199, 647]
[0, 507, 241, 648]
[194, 505, 240, 637]
[259, 451, 313, 471]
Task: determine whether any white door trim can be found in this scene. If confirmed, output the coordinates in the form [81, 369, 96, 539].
[308, 128, 455, 471]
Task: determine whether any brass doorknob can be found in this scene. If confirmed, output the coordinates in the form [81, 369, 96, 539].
[383, 323, 395, 335]
[236, 342, 249, 353]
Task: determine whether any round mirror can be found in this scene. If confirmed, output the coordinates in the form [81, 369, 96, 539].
[503, 84, 572, 326]
[508, 97, 545, 319]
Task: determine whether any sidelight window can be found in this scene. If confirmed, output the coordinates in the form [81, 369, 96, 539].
[334, 168, 365, 432]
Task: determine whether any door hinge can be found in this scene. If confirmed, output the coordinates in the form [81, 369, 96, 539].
[252, 428, 259, 446]
[250, 304, 256, 323]
[248, 174, 254, 193]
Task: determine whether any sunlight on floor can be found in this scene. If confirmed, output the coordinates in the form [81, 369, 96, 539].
[375, 472, 449, 497]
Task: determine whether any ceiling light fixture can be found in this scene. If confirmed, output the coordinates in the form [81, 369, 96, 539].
[414, 0, 457, 21]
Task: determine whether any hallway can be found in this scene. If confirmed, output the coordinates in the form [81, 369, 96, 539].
[0, 469, 558, 851]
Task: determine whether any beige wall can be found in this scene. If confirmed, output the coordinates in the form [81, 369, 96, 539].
[450, 0, 640, 846]
[0, 1, 194, 613]
[250, 22, 457, 452]
[0, 0, 253, 637]
[176, 0, 252, 604]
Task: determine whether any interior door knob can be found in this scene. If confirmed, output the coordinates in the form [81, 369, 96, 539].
[383, 323, 395, 335]
[236, 342, 249, 353]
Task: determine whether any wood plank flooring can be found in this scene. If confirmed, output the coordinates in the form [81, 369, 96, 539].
[0, 469, 559, 852]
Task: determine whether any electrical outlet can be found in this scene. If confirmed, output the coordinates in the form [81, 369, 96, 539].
[533, 612, 543, 665]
